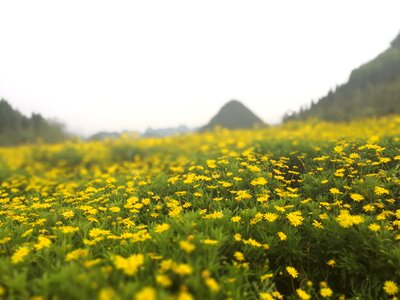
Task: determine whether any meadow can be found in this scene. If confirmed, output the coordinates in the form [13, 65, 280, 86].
[0, 117, 399, 300]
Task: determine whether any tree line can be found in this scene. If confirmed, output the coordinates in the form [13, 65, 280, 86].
[0, 99, 68, 145]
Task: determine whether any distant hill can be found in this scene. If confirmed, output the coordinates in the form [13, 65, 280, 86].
[88, 131, 121, 141]
[0, 99, 68, 145]
[284, 31, 400, 122]
[142, 125, 191, 138]
[201, 100, 265, 131]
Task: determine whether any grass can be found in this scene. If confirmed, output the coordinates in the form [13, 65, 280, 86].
[0, 116, 399, 299]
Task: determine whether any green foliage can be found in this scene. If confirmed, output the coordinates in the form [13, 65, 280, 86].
[109, 144, 144, 162]
[0, 99, 69, 146]
[284, 33, 400, 122]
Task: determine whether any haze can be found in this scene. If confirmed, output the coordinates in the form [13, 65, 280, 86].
[0, 0, 399, 136]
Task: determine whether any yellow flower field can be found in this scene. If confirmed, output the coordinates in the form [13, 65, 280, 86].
[0, 116, 399, 299]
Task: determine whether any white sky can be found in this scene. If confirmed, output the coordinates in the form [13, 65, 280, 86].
[0, 1, 399, 135]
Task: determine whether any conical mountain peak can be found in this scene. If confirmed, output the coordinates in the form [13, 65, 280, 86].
[201, 100, 265, 131]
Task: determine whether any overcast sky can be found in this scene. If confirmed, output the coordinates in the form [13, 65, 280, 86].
[0, 1, 399, 135]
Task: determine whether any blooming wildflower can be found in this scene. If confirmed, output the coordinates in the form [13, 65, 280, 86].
[59, 226, 79, 234]
[234, 190, 252, 201]
[156, 274, 172, 287]
[320, 287, 333, 297]
[179, 240, 196, 253]
[154, 223, 170, 233]
[34, 236, 52, 251]
[62, 210, 75, 219]
[114, 254, 144, 276]
[176, 290, 194, 300]
[296, 288, 311, 300]
[286, 266, 298, 278]
[312, 220, 323, 229]
[108, 206, 121, 213]
[11, 246, 30, 264]
[65, 248, 89, 261]
[363, 204, 375, 212]
[383, 280, 398, 295]
[259, 292, 274, 300]
[205, 277, 220, 292]
[277, 231, 287, 241]
[368, 223, 381, 232]
[250, 177, 268, 186]
[204, 211, 224, 219]
[375, 186, 389, 195]
[336, 210, 364, 228]
[286, 211, 304, 227]
[256, 194, 270, 203]
[0, 237, 11, 244]
[264, 212, 278, 222]
[327, 259, 336, 266]
[201, 239, 218, 245]
[21, 229, 33, 238]
[234, 233, 242, 241]
[329, 188, 341, 195]
[260, 273, 273, 281]
[135, 287, 156, 300]
[173, 263, 192, 276]
[230, 216, 241, 223]
[234, 251, 245, 261]
[98, 288, 117, 300]
[350, 193, 364, 202]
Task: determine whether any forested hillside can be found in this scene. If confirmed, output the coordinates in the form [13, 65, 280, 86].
[285, 32, 400, 122]
[0, 99, 68, 145]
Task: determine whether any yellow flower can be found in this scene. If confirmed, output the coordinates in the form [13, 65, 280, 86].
[155, 274, 172, 287]
[108, 206, 121, 213]
[201, 239, 218, 245]
[259, 292, 274, 300]
[230, 216, 241, 223]
[62, 210, 75, 219]
[286, 211, 304, 227]
[59, 226, 79, 234]
[286, 266, 298, 278]
[11, 246, 30, 264]
[264, 212, 278, 222]
[205, 277, 220, 292]
[233, 251, 245, 261]
[350, 193, 364, 202]
[375, 186, 389, 196]
[312, 220, 323, 229]
[179, 240, 196, 253]
[34, 236, 52, 251]
[329, 188, 341, 195]
[135, 287, 156, 300]
[176, 290, 194, 300]
[383, 280, 398, 295]
[173, 263, 192, 276]
[204, 211, 224, 219]
[260, 273, 273, 282]
[250, 177, 268, 186]
[65, 248, 89, 261]
[296, 288, 311, 300]
[98, 288, 118, 300]
[154, 223, 170, 233]
[277, 231, 287, 241]
[320, 287, 333, 297]
[336, 210, 364, 228]
[114, 254, 144, 276]
[327, 259, 336, 266]
[368, 223, 381, 232]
